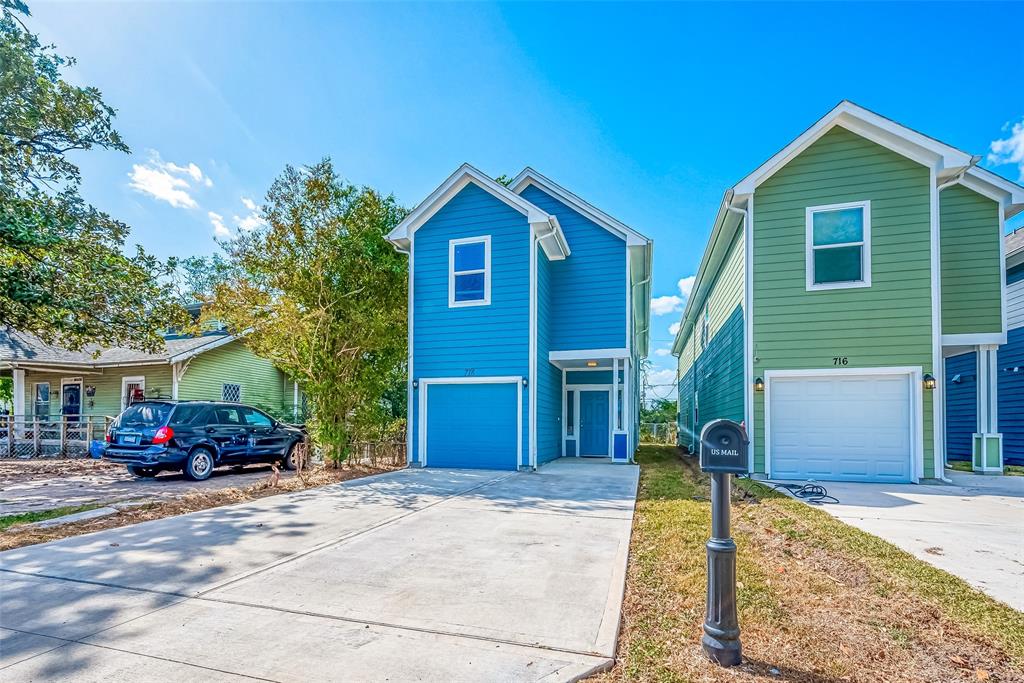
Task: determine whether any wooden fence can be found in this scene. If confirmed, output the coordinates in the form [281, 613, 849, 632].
[1, 414, 114, 458]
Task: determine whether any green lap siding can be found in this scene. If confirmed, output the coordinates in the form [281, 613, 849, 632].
[21, 366, 174, 420]
[177, 341, 292, 416]
[676, 228, 745, 451]
[940, 184, 1003, 335]
[752, 126, 935, 477]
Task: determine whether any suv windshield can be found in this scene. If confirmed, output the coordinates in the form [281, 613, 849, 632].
[117, 402, 172, 428]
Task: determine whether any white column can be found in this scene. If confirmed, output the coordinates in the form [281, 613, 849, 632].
[293, 381, 299, 421]
[973, 344, 1002, 473]
[624, 357, 632, 457]
[12, 368, 25, 437]
[612, 358, 619, 432]
[171, 362, 180, 400]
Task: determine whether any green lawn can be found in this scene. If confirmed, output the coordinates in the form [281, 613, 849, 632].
[0, 504, 105, 531]
[595, 445, 1023, 682]
[946, 459, 1024, 476]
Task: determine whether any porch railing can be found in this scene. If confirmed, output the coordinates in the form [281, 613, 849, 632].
[0, 414, 114, 459]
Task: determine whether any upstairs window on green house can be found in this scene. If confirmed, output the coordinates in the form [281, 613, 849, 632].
[806, 201, 871, 290]
[449, 236, 491, 307]
[222, 383, 242, 402]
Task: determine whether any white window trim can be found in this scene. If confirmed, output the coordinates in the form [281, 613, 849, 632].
[120, 376, 145, 411]
[805, 200, 872, 291]
[33, 381, 50, 417]
[448, 235, 491, 308]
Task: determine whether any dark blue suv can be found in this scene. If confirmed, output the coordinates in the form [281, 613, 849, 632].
[103, 400, 305, 480]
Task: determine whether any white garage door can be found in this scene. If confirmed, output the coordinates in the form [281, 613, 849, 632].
[769, 373, 913, 483]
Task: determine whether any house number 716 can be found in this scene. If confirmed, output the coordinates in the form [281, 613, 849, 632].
[833, 357, 849, 366]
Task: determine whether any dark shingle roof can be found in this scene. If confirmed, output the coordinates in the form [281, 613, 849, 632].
[0, 328, 232, 367]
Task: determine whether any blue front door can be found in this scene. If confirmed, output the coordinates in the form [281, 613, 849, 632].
[579, 390, 609, 456]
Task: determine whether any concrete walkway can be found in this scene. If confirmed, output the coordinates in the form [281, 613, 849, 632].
[783, 470, 1023, 610]
[0, 459, 639, 682]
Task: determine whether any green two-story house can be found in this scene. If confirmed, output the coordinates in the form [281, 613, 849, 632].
[672, 101, 1023, 483]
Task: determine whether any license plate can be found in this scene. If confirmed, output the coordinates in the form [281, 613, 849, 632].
[120, 434, 140, 445]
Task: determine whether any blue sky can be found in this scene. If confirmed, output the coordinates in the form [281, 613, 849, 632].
[29, 1, 1024, 399]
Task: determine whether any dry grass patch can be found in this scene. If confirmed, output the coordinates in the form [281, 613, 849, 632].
[595, 445, 1023, 683]
[0, 463, 396, 551]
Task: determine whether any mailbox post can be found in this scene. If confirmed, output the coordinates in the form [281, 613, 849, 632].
[698, 419, 749, 667]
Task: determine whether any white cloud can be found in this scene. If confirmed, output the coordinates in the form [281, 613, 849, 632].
[655, 347, 672, 357]
[988, 117, 1024, 181]
[128, 152, 211, 208]
[241, 196, 258, 211]
[669, 321, 681, 336]
[677, 275, 695, 299]
[645, 368, 677, 388]
[208, 211, 233, 239]
[231, 196, 267, 232]
[650, 295, 684, 316]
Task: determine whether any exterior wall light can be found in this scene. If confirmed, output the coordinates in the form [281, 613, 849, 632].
[586, 360, 598, 367]
[412, 380, 418, 389]
[522, 378, 529, 387]
[754, 377, 764, 392]
[923, 374, 937, 390]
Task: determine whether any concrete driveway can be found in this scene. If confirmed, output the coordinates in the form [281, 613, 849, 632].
[791, 470, 1023, 610]
[0, 458, 638, 682]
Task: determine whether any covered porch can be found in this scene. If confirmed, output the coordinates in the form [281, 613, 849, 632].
[549, 349, 634, 463]
[943, 340, 1004, 473]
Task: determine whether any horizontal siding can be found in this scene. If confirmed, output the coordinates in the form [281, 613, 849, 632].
[411, 182, 530, 465]
[752, 126, 935, 477]
[940, 184, 1003, 334]
[944, 352, 976, 461]
[519, 184, 626, 351]
[1009, 277, 1024, 330]
[177, 340, 290, 416]
[1000, 327, 1024, 464]
[675, 227, 745, 405]
[536, 245, 561, 464]
[21, 365, 173, 419]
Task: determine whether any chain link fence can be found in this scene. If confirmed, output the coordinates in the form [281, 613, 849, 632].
[640, 422, 677, 445]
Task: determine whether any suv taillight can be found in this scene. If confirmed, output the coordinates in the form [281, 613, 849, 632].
[105, 431, 112, 443]
[153, 426, 174, 445]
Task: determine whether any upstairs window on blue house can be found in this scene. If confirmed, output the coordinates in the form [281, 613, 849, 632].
[806, 201, 871, 290]
[449, 236, 491, 307]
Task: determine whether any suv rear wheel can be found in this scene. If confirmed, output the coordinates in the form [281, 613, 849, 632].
[183, 447, 215, 481]
[281, 442, 300, 471]
[127, 466, 159, 478]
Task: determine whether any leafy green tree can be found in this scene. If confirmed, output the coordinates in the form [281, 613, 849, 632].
[172, 253, 236, 304]
[0, 0, 187, 351]
[641, 398, 677, 424]
[206, 159, 408, 463]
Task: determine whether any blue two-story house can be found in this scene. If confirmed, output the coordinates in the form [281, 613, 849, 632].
[388, 164, 652, 470]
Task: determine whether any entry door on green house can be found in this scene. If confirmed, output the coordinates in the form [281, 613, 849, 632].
[579, 390, 610, 456]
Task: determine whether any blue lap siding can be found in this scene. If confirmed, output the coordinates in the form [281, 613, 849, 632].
[944, 327, 1024, 466]
[677, 304, 745, 453]
[536, 245, 562, 464]
[519, 185, 627, 351]
[411, 183, 529, 465]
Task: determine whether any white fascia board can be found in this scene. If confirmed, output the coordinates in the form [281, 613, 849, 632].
[510, 167, 650, 246]
[533, 215, 570, 260]
[962, 167, 1024, 218]
[549, 348, 630, 362]
[386, 164, 556, 249]
[941, 332, 1008, 346]
[733, 101, 973, 195]
[670, 192, 746, 355]
[167, 333, 240, 364]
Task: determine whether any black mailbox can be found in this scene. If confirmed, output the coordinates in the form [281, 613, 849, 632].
[699, 419, 749, 474]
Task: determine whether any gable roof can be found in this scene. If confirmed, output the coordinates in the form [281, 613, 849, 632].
[733, 100, 1024, 217]
[386, 163, 569, 260]
[510, 167, 651, 246]
[672, 101, 1024, 357]
[0, 327, 240, 369]
[511, 167, 654, 357]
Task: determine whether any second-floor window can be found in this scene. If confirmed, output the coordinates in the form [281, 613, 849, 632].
[449, 236, 491, 307]
[806, 200, 871, 290]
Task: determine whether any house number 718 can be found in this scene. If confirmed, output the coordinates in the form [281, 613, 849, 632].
[833, 357, 849, 366]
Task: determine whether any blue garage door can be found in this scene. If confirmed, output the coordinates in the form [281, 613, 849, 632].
[425, 382, 519, 470]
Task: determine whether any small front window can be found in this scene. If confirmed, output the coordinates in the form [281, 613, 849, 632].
[449, 237, 490, 306]
[222, 383, 242, 402]
[566, 390, 575, 437]
[34, 383, 50, 419]
[806, 201, 871, 290]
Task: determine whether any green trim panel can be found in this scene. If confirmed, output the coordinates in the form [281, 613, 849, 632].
[940, 184, 1003, 335]
[752, 126, 935, 477]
